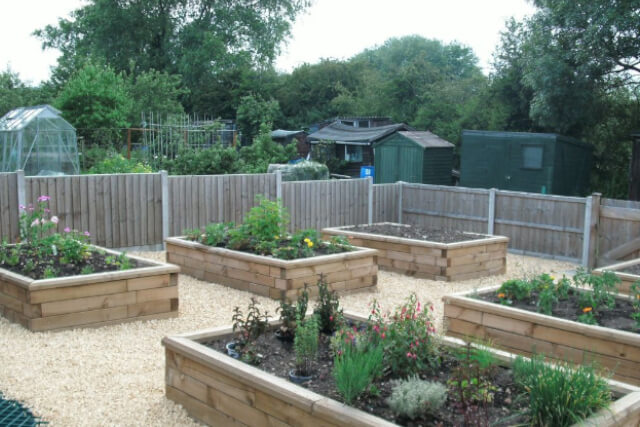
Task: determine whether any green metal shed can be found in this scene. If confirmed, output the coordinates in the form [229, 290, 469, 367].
[373, 131, 454, 184]
[459, 130, 592, 195]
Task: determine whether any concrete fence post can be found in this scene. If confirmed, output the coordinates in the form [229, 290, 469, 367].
[367, 176, 373, 225]
[397, 181, 404, 224]
[275, 170, 282, 201]
[488, 188, 496, 235]
[160, 170, 169, 249]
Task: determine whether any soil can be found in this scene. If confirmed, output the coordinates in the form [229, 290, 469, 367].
[205, 331, 529, 426]
[620, 264, 640, 276]
[0, 248, 146, 280]
[348, 224, 487, 244]
[479, 289, 639, 333]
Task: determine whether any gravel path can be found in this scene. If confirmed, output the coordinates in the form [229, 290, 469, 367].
[0, 252, 575, 426]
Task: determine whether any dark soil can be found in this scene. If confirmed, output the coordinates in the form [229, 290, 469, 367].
[348, 224, 487, 244]
[205, 332, 529, 426]
[620, 264, 640, 276]
[479, 289, 639, 333]
[0, 249, 146, 280]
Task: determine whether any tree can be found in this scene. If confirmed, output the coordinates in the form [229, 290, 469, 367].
[126, 68, 187, 125]
[238, 123, 297, 173]
[36, 0, 311, 114]
[0, 68, 55, 117]
[55, 63, 132, 145]
[236, 95, 281, 142]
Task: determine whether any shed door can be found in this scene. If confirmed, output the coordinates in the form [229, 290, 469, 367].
[398, 146, 422, 183]
[375, 145, 398, 183]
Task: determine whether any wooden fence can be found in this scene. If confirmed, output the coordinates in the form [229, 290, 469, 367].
[0, 172, 21, 242]
[1, 170, 639, 268]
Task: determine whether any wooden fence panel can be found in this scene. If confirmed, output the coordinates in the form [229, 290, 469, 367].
[401, 183, 490, 234]
[494, 191, 585, 261]
[25, 174, 163, 249]
[373, 183, 399, 223]
[599, 198, 640, 263]
[0, 172, 20, 242]
[167, 174, 277, 236]
[282, 179, 369, 231]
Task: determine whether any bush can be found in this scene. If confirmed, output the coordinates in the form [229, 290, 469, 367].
[267, 161, 329, 181]
[387, 376, 447, 419]
[512, 355, 611, 426]
[333, 341, 383, 404]
[160, 144, 241, 175]
[88, 153, 152, 174]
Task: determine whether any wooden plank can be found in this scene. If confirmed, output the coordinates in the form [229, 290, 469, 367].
[30, 305, 129, 331]
[29, 280, 128, 304]
[40, 291, 137, 317]
[166, 385, 244, 427]
[601, 205, 640, 222]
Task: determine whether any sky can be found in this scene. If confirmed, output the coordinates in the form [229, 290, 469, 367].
[0, 0, 535, 85]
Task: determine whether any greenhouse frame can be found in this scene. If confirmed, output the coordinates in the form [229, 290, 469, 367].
[0, 105, 79, 175]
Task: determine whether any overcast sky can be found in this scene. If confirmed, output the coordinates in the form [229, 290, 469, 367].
[1, 0, 535, 85]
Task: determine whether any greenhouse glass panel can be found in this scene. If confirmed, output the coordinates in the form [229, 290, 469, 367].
[0, 105, 79, 175]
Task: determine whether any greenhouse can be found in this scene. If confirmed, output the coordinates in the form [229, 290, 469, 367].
[0, 105, 79, 175]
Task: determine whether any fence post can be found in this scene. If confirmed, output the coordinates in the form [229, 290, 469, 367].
[581, 193, 601, 268]
[487, 188, 496, 235]
[160, 170, 169, 249]
[397, 181, 403, 224]
[16, 170, 25, 212]
[275, 170, 282, 201]
[367, 176, 373, 225]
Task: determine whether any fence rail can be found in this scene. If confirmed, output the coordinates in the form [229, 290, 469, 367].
[1, 171, 640, 268]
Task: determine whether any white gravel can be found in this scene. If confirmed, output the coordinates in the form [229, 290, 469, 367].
[0, 251, 575, 426]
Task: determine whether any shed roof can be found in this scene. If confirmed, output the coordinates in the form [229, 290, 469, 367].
[308, 121, 411, 144]
[0, 105, 68, 132]
[397, 131, 454, 148]
[271, 129, 305, 138]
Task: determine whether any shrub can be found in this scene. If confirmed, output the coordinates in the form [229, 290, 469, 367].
[277, 286, 309, 339]
[232, 298, 271, 365]
[387, 376, 447, 419]
[333, 341, 383, 404]
[313, 275, 343, 334]
[294, 314, 319, 377]
[88, 153, 152, 174]
[513, 355, 611, 427]
[369, 294, 439, 376]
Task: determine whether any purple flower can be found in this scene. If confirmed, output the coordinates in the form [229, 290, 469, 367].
[37, 195, 50, 202]
[31, 219, 40, 227]
[19, 204, 25, 210]
[64, 227, 71, 233]
[84, 231, 91, 237]
[44, 208, 50, 213]
[51, 216, 59, 224]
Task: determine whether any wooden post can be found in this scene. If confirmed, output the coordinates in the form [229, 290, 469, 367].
[367, 176, 373, 225]
[582, 193, 601, 268]
[161, 170, 169, 248]
[127, 129, 132, 159]
[397, 181, 403, 224]
[275, 170, 282, 201]
[488, 188, 496, 235]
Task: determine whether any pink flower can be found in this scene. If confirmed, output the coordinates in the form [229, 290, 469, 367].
[31, 219, 40, 226]
[84, 231, 91, 237]
[64, 227, 71, 233]
[37, 195, 50, 202]
[406, 352, 412, 358]
[51, 216, 59, 224]
[44, 208, 50, 213]
[329, 316, 333, 322]
[19, 204, 25, 210]
[381, 332, 386, 339]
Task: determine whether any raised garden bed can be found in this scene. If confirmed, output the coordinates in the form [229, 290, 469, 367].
[594, 258, 640, 295]
[163, 312, 640, 427]
[0, 246, 179, 331]
[165, 237, 377, 300]
[443, 284, 640, 385]
[322, 222, 508, 281]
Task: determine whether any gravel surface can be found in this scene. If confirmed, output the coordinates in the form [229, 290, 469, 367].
[0, 251, 575, 426]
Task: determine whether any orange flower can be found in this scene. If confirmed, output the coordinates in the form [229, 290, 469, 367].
[582, 307, 592, 313]
[497, 293, 506, 298]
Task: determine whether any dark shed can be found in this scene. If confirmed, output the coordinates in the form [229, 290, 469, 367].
[373, 131, 454, 184]
[460, 130, 592, 195]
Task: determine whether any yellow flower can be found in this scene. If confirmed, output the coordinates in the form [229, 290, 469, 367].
[497, 293, 506, 298]
[304, 238, 310, 243]
[549, 275, 555, 281]
[307, 241, 313, 248]
[274, 235, 279, 239]
[583, 307, 592, 313]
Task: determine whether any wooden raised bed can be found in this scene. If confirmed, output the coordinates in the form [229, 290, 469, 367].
[443, 286, 640, 386]
[594, 258, 640, 295]
[166, 237, 378, 300]
[0, 247, 179, 331]
[162, 313, 640, 427]
[322, 223, 508, 281]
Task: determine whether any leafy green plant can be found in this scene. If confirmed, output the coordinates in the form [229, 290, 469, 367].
[81, 265, 95, 275]
[387, 376, 447, 420]
[294, 314, 319, 377]
[513, 355, 611, 426]
[276, 286, 309, 340]
[43, 266, 58, 279]
[232, 298, 271, 365]
[574, 269, 619, 312]
[630, 281, 640, 329]
[368, 294, 439, 377]
[325, 235, 352, 254]
[577, 306, 598, 325]
[313, 275, 343, 334]
[184, 228, 202, 241]
[333, 340, 383, 404]
[497, 278, 533, 303]
[203, 222, 233, 246]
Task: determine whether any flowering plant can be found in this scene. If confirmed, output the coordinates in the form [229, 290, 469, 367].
[368, 294, 439, 376]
